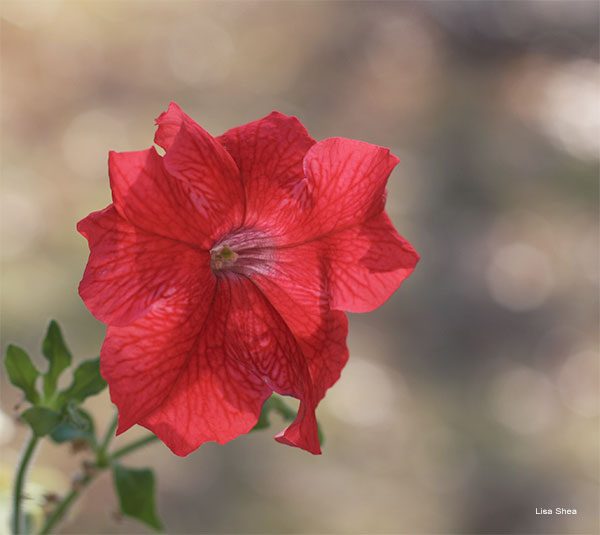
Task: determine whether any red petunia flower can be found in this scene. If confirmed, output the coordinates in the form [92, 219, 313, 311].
[78, 103, 419, 455]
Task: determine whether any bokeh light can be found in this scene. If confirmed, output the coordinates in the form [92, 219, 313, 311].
[488, 364, 559, 435]
[557, 350, 600, 418]
[485, 242, 555, 311]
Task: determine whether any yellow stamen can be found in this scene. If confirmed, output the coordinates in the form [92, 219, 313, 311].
[211, 245, 239, 271]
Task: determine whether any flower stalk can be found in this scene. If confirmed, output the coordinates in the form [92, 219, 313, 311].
[38, 473, 93, 535]
[96, 413, 119, 467]
[38, 426, 159, 535]
[12, 432, 39, 535]
[6, 321, 165, 534]
[111, 434, 159, 461]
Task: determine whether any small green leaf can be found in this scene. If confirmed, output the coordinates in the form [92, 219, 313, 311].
[113, 465, 163, 531]
[252, 398, 275, 430]
[41, 320, 72, 399]
[269, 396, 298, 421]
[5, 345, 40, 404]
[57, 358, 106, 405]
[64, 401, 91, 429]
[49, 407, 95, 444]
[252, 396, 294, 430]
[21, 406, 63, 436]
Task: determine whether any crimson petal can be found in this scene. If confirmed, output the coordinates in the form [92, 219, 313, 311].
[156, 102, 245, 242]
[103, 279, 215, 434]
[323, 211, 420, 312]
[251, 242, 349, 402]
[109, 148, 229, 249]
[141, 276, 321, 456]
[77, 205, 212, 326]
[295, 137, 399, 243]
[217, 111, 316, 233]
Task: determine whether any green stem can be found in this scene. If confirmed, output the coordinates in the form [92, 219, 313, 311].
[12, 433, 39, 535]
[111, 434, 159, 461]
[98, 413, 119, 455]
[37, 432, 158, 535]
[38, 473, 94, 535]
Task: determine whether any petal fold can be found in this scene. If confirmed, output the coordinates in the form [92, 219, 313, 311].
[251, 243, 349, 403]
[109, 148, 228, 248]
[100, 268, 217, 433]
[141, 276, 321, 456]
[300, 137, 400, 240]
[154, 102, 185, 151]
[156, 103, 245, 241]
[217, 111, 316, 233]
[323, 211, 420, 312]
[77, 205, 212, 326]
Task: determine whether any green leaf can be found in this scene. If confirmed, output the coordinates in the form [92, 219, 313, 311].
[21, 406, 63, 436]
[113, 464, 163, 531]
[5, 345, 40, 404]
[41, 320, 72, 399]
[57, 358, 106, 405]
[269, 396, 298, 421]
[252, 400, 273, 430]
[256, 395, 298, 428]
[252, 395, 325, 445]
[64, 401, 92, 429]
[49, 407, 95, 444]
[252, 396, 295, 430]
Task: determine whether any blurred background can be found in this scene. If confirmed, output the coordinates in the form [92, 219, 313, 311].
[1, 1, 598, 534]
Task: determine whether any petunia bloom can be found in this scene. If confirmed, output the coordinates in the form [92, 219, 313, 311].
[78, 103, 419, 455]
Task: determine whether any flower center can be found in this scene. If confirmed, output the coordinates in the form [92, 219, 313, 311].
[211, 245, 239, 271]
[210, 229, 275, 277]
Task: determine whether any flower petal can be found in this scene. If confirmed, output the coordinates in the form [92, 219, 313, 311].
[154, 102, 184, 151]
[77, 205, 212, 326]
[323, 211, 420, 312]
[109, 147, 228, 248]
[141, 276, 321, 456]
[217, 111, 316, 232]
[156, 103, 245, 241]
[102, 277, 216, 435]
[294, 137, 399, 242]
[251, 243, 349, 403]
